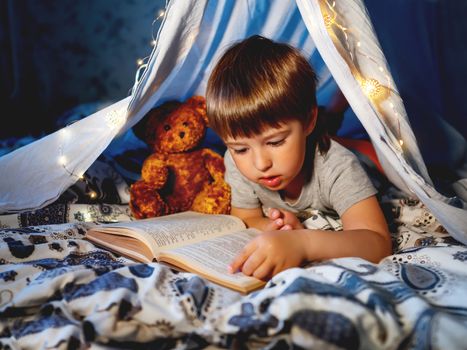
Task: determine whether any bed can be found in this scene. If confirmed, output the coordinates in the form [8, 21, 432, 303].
[2, 0, 467, 347]
[1, 138, 466, 349]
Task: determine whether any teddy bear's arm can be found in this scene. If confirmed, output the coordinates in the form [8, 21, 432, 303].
[140, 154, 168, 189]
[201, 148, 227, 182]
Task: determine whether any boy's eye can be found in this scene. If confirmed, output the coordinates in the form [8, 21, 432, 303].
[232, 148, 248, 155]
[267, 139, 285, 147]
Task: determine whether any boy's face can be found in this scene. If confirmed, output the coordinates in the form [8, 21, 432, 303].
[224, 119, 314, 193]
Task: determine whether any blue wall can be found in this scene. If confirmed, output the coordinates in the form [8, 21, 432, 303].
[364, 0, 467, 174]
[0, 0, 166, 139]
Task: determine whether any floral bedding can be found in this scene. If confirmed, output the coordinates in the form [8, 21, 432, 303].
[1, 196, 466, 349]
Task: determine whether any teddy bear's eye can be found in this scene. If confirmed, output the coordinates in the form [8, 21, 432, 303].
[164, 125, 171, 131]
[183, 122, 188, 127]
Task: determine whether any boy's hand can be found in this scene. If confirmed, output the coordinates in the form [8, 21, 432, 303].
[265, 208, 304, 231]
[229, 230, 307, 280]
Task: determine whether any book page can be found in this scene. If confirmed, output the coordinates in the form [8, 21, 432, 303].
[159, 228, 262, 288]
[91, 211, 246, 252]
[86, 231, 154, 263]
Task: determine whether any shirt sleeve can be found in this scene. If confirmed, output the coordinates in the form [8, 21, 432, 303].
[223, 151, 261, 208]
[321, 143, 378, 217]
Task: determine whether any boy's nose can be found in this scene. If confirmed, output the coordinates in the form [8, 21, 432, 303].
[253, 150, 272, 172]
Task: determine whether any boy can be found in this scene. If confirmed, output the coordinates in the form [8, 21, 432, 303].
[206, 35, 391, 280]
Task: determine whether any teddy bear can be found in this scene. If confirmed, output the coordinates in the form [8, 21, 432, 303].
[129, 96, 231, 219]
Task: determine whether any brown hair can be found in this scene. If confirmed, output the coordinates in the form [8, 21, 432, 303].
[206, 35, 330, 154]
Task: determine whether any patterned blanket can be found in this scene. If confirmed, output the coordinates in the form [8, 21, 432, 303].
[1, 196, 467, 349]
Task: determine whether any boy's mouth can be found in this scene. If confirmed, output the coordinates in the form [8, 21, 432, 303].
[259, 176, 281, 187]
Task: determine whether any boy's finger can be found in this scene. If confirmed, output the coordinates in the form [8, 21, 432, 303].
[252, 259, 274, 280]
[280, 224, 292, 230]
[241, 251, 267, 276]
[264, 218, 283, 232]
[228, 242, 255, 273]
[283, 211, 297, 224]
[274, 218, 284, 227]
[268, 208, 281, 220]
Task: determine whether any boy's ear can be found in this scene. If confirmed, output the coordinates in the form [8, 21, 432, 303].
[304, 106, 318, 136]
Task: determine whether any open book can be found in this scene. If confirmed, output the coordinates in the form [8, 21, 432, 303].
[85, 211, 265, 293]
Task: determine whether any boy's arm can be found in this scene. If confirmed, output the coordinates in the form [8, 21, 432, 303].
[230, 196, 392, 280]
[231, 206, 303, 231]
[304, 195, 391, 262]
[231, 206, 275, 231]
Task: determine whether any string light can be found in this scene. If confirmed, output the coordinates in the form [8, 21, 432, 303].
[134, 6, 166, 72]
[57, 105, 126, 202]
[361, 78, 383, 100]
[323, 13, 336, 28]
[149, 8, 166, 47]
[54, 6, 169, 206]
[320, 0, 404, 151]
[58, 155, 67, 166]
[322, 0, 352, 60]
[156, 9, 165, 20]
[58, 141, 98, 201]
[60, 128, 70, 139]
[397, 118, 403, 148]
[150, 8, 166, 45]
[130, 5, 167, 96]
[105, 107, 126, 129]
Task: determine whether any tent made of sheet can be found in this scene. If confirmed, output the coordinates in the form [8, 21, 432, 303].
[0, 0, 466, 242]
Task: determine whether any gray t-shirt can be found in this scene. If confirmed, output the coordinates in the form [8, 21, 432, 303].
[224, 140, 377, 220]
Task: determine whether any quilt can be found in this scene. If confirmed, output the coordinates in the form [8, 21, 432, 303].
[1, 195, 467, 349]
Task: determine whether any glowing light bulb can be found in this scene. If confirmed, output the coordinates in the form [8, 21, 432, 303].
[58, 156, 67, 166]
[150, 39, 157, 46]
[361, 78, 384, 100]
[60, 128, 70, 139]
[158, 9, 165, 18]
[105, 108, 126, 129]
[89, 191, 97, 199]
[323, 13, 335, 28]
[399, 139, 404, 147]
[136, 58, 144, 66]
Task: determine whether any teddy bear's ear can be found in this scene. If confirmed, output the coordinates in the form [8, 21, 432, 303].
[187, 96, 208, 125]
[133, 100, 181, 142]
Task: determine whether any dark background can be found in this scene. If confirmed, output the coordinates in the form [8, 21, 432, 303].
[0, 0, 166, 139]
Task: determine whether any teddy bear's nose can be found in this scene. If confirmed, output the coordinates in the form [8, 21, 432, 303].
[179, 131, 185, 139]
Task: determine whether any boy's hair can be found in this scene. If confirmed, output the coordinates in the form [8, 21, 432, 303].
[206, 35, 330, 153]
